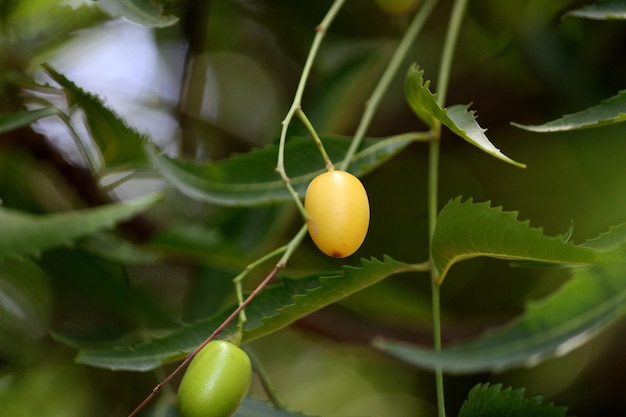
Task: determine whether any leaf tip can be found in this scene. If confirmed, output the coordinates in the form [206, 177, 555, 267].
[510, 121, 546, 132]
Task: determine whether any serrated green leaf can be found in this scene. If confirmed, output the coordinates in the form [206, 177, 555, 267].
[512, 90, 626, 132]
[446, 105, 526, 168]
[566, 0, 626, 20]
[147, 134, 413, 206]
[405, 65, 525, 168]
[0, 194, 161, 259]
[42, 64, 148, 169]
[97, 0, 178, 27]
[582, 222, 626, 252]
[242, 255, 420, 341]
[404, 66, 441, 130]
[72, 255, 420, 371]
[458, 383, 568, 417]
[375, 241, 626, 374]
[431, 197, 599, 284]
[0, 107, 59, 135]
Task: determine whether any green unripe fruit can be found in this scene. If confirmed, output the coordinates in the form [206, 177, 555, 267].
[304, 170, 370, 258]
[177, 340, 252, 417]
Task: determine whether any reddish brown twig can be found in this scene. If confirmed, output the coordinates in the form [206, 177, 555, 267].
[128, 265, 283, 417]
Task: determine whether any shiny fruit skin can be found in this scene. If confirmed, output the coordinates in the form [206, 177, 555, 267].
[177, 341, 252, 417]
[304, 170, 370, 258]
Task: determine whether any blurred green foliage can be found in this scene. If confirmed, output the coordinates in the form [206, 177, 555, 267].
[0, 1, 625, 416]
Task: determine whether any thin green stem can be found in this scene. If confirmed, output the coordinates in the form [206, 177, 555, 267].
[296, 108, 335, 171]
[428, 1, 469, 416]
[231, 225, 307, 339]
[431, 281, 445, 416]
[278, 224, 309, 267]
[428, 125, 444, 417]
[247, 349, 289, 410]
[409, 260, 432, 272]
[100, 169, 159, 193]
[339, 0, 440, 171]
[234, 245, 289, 327]
[59, 112, 100, 175]
[427, 138, 440, 243]
[276, 0, 345, 203]
[435, 0, 468, 108]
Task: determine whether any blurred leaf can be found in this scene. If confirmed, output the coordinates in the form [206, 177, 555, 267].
[0, 354, 96, 417]
[42, 64, 148, 169]
[0, 107, 58, 134]
[149, 222, 224, 259]
[0, 194, 161, 259]
[375, 239, 626, 374]
[182, 267, 235, 322]
[0, 258, 52, 360]
[41, 248, 170, 329]
[566, 0, 626, 20]
[72, 256, 420, 371]
[405, 65, 525, 168]
[512, 90, 626, 132]
[147, 134, 413, 206]
[4, 1, 103, 51]
[235, 397, 319, 417]
[96, 0, 178, 27]
[458, 383, 568, 417]
[431, 197, 599, 284]
[312, 40, 393, 133]
[80, 232, 161, 266]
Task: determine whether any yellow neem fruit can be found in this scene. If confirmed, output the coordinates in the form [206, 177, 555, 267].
[304, 170, 370, 258]
[177, 341, 252, 417]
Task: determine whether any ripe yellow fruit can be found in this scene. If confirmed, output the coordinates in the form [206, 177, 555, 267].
[177, 341, 252, 417]
[304, 170, 370, 258]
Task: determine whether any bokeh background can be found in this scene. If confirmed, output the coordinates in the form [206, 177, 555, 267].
[1, 1, 625, 416]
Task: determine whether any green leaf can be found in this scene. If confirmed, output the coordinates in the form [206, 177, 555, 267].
[42, 64, 148, 168]
[96, 0, 178, 27]
[41, 248, 170, 328]
[566, 0, 626, 20]
[586, 223, 626, 252]
[404, 66, 441, 130]
[405, 65, 525, 168]
[0, 194, 161, 259]
[512, 90, 626, 132]
[147, 134, 413, 206]
[235, 397, 319, 417]
[0, 107, 59, 135]
[458, 384, 568, 417]
[374, 239, 626, 374]
[431, 197, 599, 284]
[0, 258, 52, 360]
[73, 256, 419, 371]
[80, 232, 161, 266]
